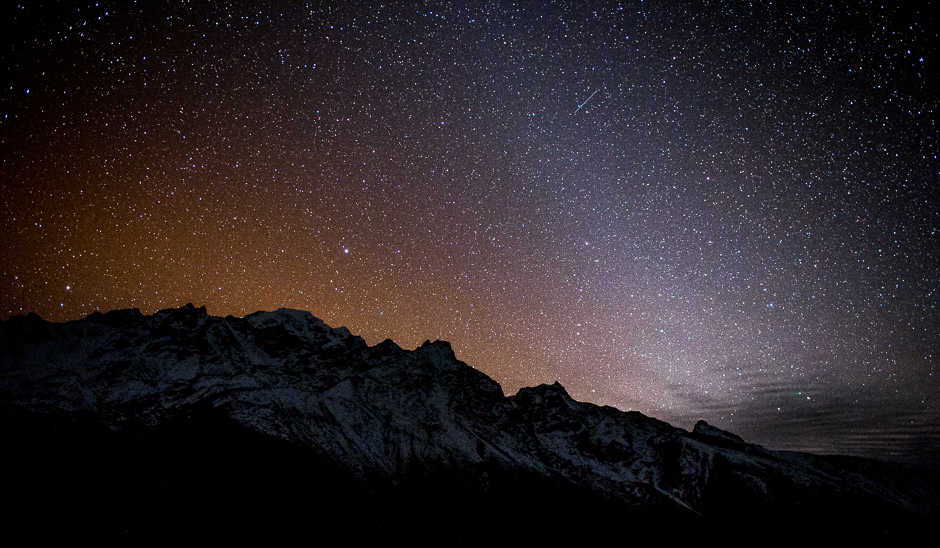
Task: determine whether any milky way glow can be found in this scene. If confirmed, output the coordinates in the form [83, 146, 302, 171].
[1, 1, 937, 467]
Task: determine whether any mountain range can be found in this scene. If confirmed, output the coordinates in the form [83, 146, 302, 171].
[2, 304, 937, 542]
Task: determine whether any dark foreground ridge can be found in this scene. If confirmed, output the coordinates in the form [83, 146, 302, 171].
[2, 305, 937, 542]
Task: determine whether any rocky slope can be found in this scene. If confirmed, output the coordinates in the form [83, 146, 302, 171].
[1, 305, 937, 541]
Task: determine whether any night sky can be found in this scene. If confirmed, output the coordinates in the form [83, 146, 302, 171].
[2, 1, 937, 467]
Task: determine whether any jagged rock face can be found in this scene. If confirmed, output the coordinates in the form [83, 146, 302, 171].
[1, 305, 937, 541]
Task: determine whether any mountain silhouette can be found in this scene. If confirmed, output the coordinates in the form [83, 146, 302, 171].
[2, 305, 936, 542]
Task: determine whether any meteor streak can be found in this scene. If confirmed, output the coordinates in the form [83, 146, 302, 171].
[573, 89, 599, 114]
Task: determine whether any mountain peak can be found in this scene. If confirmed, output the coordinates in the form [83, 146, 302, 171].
[417, 339, 458, 364]
[692, 420, 746, 444]
[86, 307, 144, 327]
[156, 302, 206, 315]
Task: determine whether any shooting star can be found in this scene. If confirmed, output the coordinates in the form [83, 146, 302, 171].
[572, 89, 599, 114]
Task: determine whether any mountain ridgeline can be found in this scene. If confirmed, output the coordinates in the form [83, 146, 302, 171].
[1, 305, 937, 541]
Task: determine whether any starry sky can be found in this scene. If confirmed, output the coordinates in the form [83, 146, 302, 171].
[2, 1, 937, 467]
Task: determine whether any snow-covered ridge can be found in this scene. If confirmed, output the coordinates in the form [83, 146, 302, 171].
[1, 304, 937, 534]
